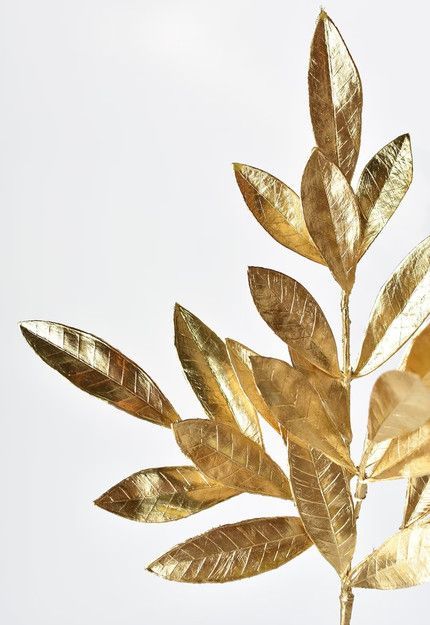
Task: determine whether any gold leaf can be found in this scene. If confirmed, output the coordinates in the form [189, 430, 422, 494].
[233, 163, 324, 264]
[351, 525, 430, 589]
[248, 267, 340, 377]
[401, 322, 430, 379]
[355, 236, 430, 376]
[174, 305, 263, 445]
[288, 441, 356, 575]
[308, 10, 362, 181]
[252, 356, 355, 472]
[95, 466, 237, 523]
[147, 516, 312, 583]
[225, 339, 279, 432]
[301, 149, 361, 292]
[357, 134, 413, 258]
[173, 419, 291, 499]
[403, 476, 430, 527]
[367, 371, 430, 443]
[289, 348, 351, 444]
[20, 320, 179, 427]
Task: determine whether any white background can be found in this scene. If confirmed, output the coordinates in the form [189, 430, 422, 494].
[2, 1, 430, 623]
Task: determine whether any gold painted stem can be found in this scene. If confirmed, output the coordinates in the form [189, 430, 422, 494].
[340, 581, 354, 625]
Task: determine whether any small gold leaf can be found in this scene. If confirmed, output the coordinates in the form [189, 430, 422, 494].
[20, 320, 179, 427]
[355, 236, 430, 376]
[367, 371, 430, 443]
[225, 339, 279, 432]
[401, 322, 430, 379]
[252, 356, 355, 472]
[248, 267, 340, 377]
[403, 477, 430, 527]
[95, 466, 237, 523]
[351, 525, 430, 589]
[173, 419, 291, 499]
[301, 149, 361, 292]
[357, 134, 413, 258]
[233, 163, 325, 264]
[289, 348, 351, 444]
[174, 305, 263, 445]
[147, 516, 312, 583]
[308, 11, 362, 181]
[288, 441, 356, 575]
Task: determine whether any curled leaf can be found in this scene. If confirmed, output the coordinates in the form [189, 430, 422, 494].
[173, 419, 291, 499]
[401, 322, 430, 379]
[251, 355, 355, 472]
[355, 236, 430, 376]
[95, 466, 238, 523]
[288, 441, 356, 575]
[248, 267, 339, 377]
[403, 477, 430, 527]
[351, 525, 430, 589]
[308, 10, 362, 181]
[20, 320, 179, 427]
[301, 149, 361, 292]
[147, 516, 312, 583]
[174, 305, 263, 445]
[233, 163, 324, 264]
[357, 134, 412, 258]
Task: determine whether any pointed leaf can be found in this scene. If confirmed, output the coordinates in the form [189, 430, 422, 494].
[147, 516, 312, 583]
[403, 477, 430, 527]
[357, 134, 413, 257]
[95, 466, 238, 523]
[20, 320, 179, 427]
[288, 441, 356, 575]
[174, 305, 263, 445]
[233, 163, 324, 264]
[173, 419, 291, 499]
[308, 10, 362, 181]
[252, 356, 355, 472]
[301, 149, 361, 292]
[355, 236, 430, 376]
[401, 322, 430, 379]
[351, 525, 430, 589]
[248, 267, 339, 376]
[226, 339, 279, 432]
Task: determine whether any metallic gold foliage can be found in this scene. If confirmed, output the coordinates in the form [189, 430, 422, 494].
[147, 516, 312, 582]
[351, 525, 430, 589]
[301, 149, 361, 292]
[308, 11, 362, 182]
[251, 355, 355, 472]
[248, 267, 340, 376]
[95, 466, 238, 523]
[401, 322, 430, 379]
[355, 236, 430, 376]
[288, 441, 356, 575]
[20, 320, 179, 427]
[233, 163, 324, 264]
[357, 134, 413, 258]
[403, 476, 430, 527]
[174, 305, 263, 445]
[173, 419, 292, 499]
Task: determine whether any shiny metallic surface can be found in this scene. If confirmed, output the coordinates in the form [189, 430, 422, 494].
[403, 476, 430, 527]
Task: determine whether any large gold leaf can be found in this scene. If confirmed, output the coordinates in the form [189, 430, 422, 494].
[233, 163, 324, 264]
[173, 419, 291, 499]
[351, 525, 430, 589]
[301, 149, 361, 292]
[147, 516, 312, 583]
[308, 10, 362, 181]
[225, 339, 279, 432]
[95, 466, 237, 523]
[403, 477, 430, 527]
[289, 348, 351, 444]
[401, 322, 430, 379]
[355, 236, 430, 376]
[20, 320, 179, 427]
[174, 305, 263, 445]
[357, 134, 413, 258]
[288, 441, 356, 575]
[252, 356, 355, 472]
[248, 267, 340, 376]
[367, 371, 430, 443]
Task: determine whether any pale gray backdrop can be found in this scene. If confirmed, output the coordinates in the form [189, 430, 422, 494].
[2, 0, 429, 623]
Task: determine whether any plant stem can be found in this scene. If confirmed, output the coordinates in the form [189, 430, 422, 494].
[340, 580, 354, 625]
